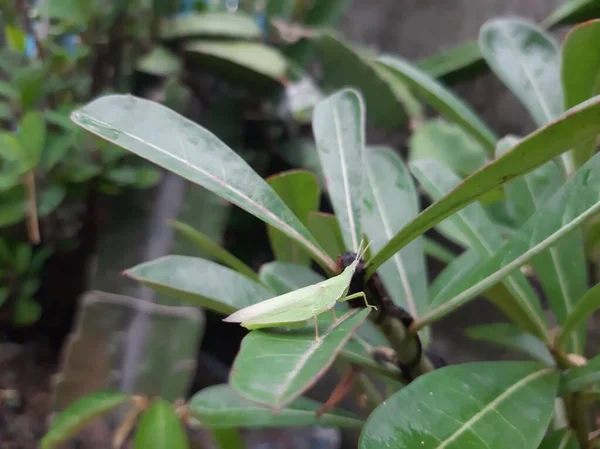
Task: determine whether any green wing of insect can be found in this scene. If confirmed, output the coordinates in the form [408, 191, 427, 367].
[223, 255, 362, 329]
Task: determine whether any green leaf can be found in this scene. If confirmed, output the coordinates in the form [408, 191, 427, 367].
[170, 220, 258, 282]
[230, 307, 372, 410]
[40, 133, 73, 170]
[0, 186, 27, 228]
[410, 118, 489, 178]
[103, 165, 162, 189]
[160, 12, 261, 40]
[302, 0, 351, 26]
[71, 95, 335, 273]
[538, 430, 579, 449]
[307, 212, 345, 261]
[185, 41, 288, 83]
[422, 236, 455, 264]
[558, 282, 600, 350]
[13, 64, 47, 111]
[136, 47, 182, 78]
[562, 19, 600, 168]
[363, 146, 427, 319]
[466, 323, 554, 365]
[12, 296, 41, 326]
[0, 287, 8, 307]
[37, 0, 88, 24]
[38, 185, 66, 217]
[311, 33, 421, 128]
[497, 136, 587, 353]
[210, 429, 244, 449]
[414, 152, 600, 335]
[134, 398, 189, 449]
[479, 18, 564, 128]
[543, 0, 600, 28]
[367, 95, 600, 277]
[0, 100, 11, 120]
[313, 89, 365, 252]
[188, 384, 362, 428]
[412, 159, 548, 339]
[376, 55, 497, 150]
[41, 392, 130, 449]
[359, 362, 559, 449]
[266, 170, 320, 267]
[259, 261, 325, 295]
[126, 256, 273, 314]
[0, 80, 19, 100]
[560, 354, 600, 393]
[5, 25, 26, 53]
[417, 39, 486, 83]
[19, 111, 47, 172]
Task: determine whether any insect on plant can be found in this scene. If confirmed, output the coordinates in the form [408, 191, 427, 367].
[223, 241, 374, 341]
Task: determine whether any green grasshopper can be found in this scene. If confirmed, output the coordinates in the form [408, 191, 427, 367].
[223, 242, 373, 341]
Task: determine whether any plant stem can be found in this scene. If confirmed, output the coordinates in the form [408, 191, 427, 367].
[24, 171, 40, 244]
[567, 392, 591, 448]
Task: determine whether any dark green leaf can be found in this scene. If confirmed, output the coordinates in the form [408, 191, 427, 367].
[302, 0, 351, 26]
[479, 19, 564, 128]
[266, 170, 320, 267]
[19, 111, 47, 172]
[160, 12, 261, 40]
[259, 262, 324, 295]
[417, 39, 486, 82]
[359, 362, 559, 449]
[134, 398, 189, 449]
[313, 89, 365, 252]
[71, 95, 335, 273]
[170, 220, 258, 282]
[363, 146, 427, 319]
[410, 118, 489, 177]
[230, 307, 372, 409]
[538, 429, 579, 449]
[0, 80, 19, 100]
[12, 296, 41, 326]
[562, 19, 600, 168]
[40, 392, 130, 449]
[367, 95, 600, 277]
[210, 429, 244, 449]
[40, 133, 73, 170]
[311, 33, 421, 128]
[13, 64, 47, 111]
[0, 186, 26, 228]
[38, 185, 66, 217]
[558, 282, 600, 350]
[0, 100, 11, 120]
[188, 384, 362, 428]
[126, 255, 273, 314]
[307, 212, 345, 261]
[543, 0, 600, 28]
[0, 287, 8, 307]
[466, 323, 554, 365]
[412, 159, 548, 339]
[560, 354, 600, 393]
[136, 47, 182, 78]
[376, 55, 497, 150]
[422, 237, 455, 264]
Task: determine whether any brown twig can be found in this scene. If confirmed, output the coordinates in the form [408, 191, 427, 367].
[317, 364, 362, 416]
[23, 171, 40, 244]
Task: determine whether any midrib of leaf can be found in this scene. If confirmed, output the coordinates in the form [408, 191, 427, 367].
[498, 25, 554, 123]
[332, 104, 359, 252]
[522, 174, 580, 352]
[365, 160, 417, 317]
[417, 167, 541, 329]
[76, 111, 335, 272]
[415, 196, 600, 337]
[434, 368, 553, 449]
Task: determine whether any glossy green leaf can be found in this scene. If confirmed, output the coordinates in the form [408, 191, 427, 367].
[266, 170, 320, 267]
[307, 212, 345, 261]
[367, 95, 600, 277]
[41, 392, 130, 449]
[410, 118, 489, 178]
[126, 255, 273, 314]
[259, 261, 324, 295]
[19, 111, 47, 172]
[415, 152, 600, 335]
[185, 41, 288, 83]
[562, 19, 600, 168]
[363, 146, 427, 318]
[311, 33, 421, 127]
[313, 89, 365, 252]
[497, 136, 587, 353]
[538, 429, 579, 449]
[422, 237, 456, 264]
[71, 95, 335, 273]
[169, 220, 258, 282]
[558, 282, 600, 350]
[412, 159, 548, 339]
[560, 353, 600, 393]
[417, 39, 486, 82]
[359, 362, 559, 449]
[134, 398, 189, 449]
[543, 0, 600, 28]
[376, 55, 497, 150]
[136, 47, 182, 77]
[230, 307, 372, 409]
[466, 323, 554, 365]
[480, 19, 563, 128]
[161, 12, 261, 39]
[189, 384, 362, 428]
